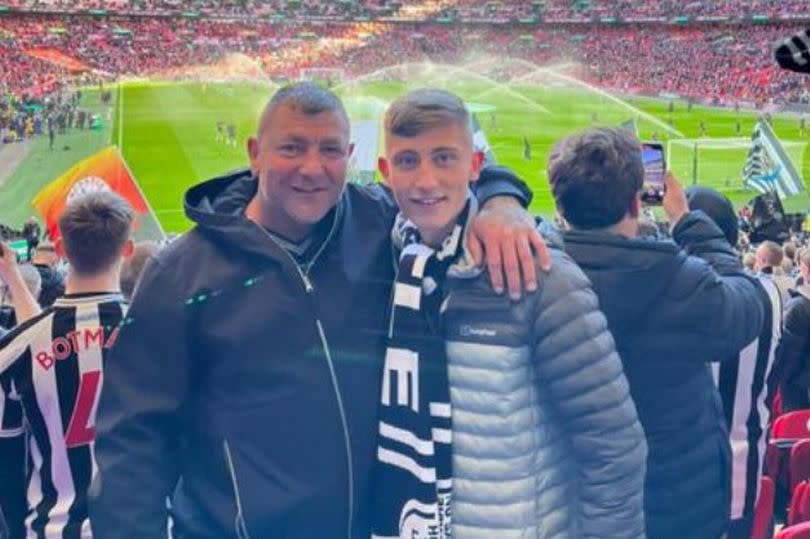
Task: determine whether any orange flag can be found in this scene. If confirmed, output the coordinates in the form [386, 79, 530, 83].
[32, 146, 149, 240]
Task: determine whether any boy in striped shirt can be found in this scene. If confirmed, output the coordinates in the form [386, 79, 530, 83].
[0, 191, 133, 538]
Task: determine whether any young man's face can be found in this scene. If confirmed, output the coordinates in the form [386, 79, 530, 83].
[247, 103, 353, 240]
[379, 122, 483, 247]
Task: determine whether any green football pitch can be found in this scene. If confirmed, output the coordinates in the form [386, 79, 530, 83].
[2, 77, 809, 235]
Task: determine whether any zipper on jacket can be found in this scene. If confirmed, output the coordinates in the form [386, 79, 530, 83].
[223, 440, 251, 539]
[252, 215, 355, 539]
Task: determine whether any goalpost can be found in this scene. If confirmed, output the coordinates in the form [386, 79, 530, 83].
[667, 137, 808, 192]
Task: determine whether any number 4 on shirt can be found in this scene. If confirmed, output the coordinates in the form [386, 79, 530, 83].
[65, 371, 101, 448]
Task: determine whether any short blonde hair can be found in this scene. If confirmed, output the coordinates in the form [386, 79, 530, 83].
[384, 88, 471, 140]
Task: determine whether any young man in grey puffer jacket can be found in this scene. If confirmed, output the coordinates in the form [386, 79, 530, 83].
[373, 88, 647, 539]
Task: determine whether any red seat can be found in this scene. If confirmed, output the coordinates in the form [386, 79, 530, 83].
[768, 411, 810, 501]
[751, 476, 776, 539]
[776, 521, 810, 539]
[773, 411, 810, 440]
[789, 481, 809, 526]
[792, 440, 810, 493]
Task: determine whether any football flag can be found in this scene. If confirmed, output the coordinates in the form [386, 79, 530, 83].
[742, 120, 804, 199]
[775, 28, 810, 74]
[32, 146, 150, 240]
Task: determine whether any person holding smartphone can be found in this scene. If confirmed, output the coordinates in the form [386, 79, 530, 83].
[548, 127, 764, 539]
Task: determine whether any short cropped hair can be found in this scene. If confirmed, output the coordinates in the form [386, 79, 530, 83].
[384, 88, 471, 140]
[548, 127, 644, 230]
[58, 191, 133, 277]
[784, 241, 797, 261]
[259, 81, 348, 136]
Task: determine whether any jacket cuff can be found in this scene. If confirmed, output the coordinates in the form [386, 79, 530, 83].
[473, 175, 532, 209]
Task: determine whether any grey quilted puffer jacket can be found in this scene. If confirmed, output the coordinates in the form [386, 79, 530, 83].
[441, 246, 647, 539]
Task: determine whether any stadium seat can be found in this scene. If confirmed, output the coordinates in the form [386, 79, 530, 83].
[789, 481, 810, 526]
[751, 476, 775, 539]
[776, 521, 810, 539]
[792, 440, 810, 493]
[768, 411, 810, 484]
[773, 411, 810, 440]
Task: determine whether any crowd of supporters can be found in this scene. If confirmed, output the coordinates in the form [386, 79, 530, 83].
[448, 0, 810, 23]
[314, 23, 810, 107]
[1, 12, 808, 108]
[2, 0, 810, 21]
[0, 0, 396, 19]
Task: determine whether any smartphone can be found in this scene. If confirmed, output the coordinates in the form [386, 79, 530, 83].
[1, 240, 30, 263]
[640, 142, 666, 205]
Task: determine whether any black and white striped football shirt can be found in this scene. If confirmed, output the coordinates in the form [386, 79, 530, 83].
[0, 293, 126, 539]
[713, 276, 783, 522]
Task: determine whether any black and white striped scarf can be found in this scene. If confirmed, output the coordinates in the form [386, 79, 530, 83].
[371, 196, 476, 539]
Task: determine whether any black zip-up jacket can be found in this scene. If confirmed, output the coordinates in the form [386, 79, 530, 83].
[89, 169, 530, 539]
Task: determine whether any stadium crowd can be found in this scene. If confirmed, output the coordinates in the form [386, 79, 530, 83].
[1, 12, 808, 108]
[3, 0, 810, 21]
[0, 0, 395, 18]
[448, 0, 810, 22]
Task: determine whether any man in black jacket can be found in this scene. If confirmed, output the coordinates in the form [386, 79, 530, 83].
[548, 127, 764, 539]
[90, 82, 546, 538]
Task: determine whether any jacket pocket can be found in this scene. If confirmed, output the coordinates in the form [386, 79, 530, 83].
[223, 439, 252, 539]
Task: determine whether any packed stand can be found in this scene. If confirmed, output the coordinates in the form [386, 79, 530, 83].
[450, 0, 810, 23]
[1, 0, 400, 19]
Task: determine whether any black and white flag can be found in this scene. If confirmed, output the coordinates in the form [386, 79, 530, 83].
[775, 28, 810, 74]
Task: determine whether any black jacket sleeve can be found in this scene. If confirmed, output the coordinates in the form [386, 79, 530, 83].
[472, 169, 533, 209]
[778, 295, 810, 412]
[671, 211, 764, 360]
[90, 256, 191, 538]
[672, 210, 744, 274]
